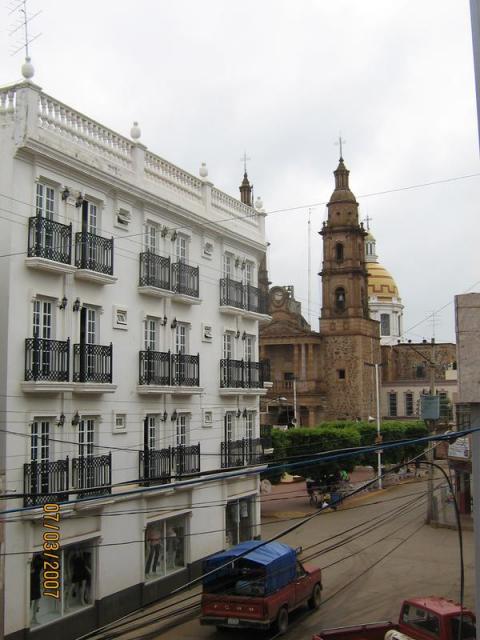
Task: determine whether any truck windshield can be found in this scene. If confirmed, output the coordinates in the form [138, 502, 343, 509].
[450, 615, 476, 640]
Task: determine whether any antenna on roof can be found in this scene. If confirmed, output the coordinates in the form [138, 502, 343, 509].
[8, 0, 42, 58]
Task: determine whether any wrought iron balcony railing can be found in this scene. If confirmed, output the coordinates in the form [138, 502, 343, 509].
[171, 261, 199, 297]
[72, 453, 112, 497]
[75, 231, 114, 275]
[139, 447, 172, 485]
[139, 251, 171, 290]
[27, 215, 72, 265]
[73, 343, 113, 383]
[24, 337, 70, 382]
[220, 359, 267, 389]
[220, 438, 264, 468]
[23, 458, 69, 507]
[220, 277, 245, 310]
[219, 279, 269, 315]
[139, 350, 200, 387]
[172, 444, 201, 476]
[139, 444, 200, 484]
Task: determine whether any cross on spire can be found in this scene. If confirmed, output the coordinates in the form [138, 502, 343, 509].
[364, 214, 372, 230]
[240, 151, 251, 175]
[335, 135, 346, 160]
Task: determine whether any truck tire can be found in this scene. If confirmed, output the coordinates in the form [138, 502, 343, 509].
[308, 583, 322, 610]
[275, 607, 289, 635]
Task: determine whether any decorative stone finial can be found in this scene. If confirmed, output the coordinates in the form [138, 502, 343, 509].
[199, 162, 208, 178]
[21, 57, 35, 81]
[130, 121, 141, 140]
[255, 196, 264, 211]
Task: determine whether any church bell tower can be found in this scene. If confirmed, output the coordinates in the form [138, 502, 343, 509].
[319, 155, 380, 421]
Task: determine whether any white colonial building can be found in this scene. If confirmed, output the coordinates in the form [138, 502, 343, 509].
[0, 61, 270, 640]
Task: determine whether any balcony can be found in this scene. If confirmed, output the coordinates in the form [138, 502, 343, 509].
[219, 359, 268, 395]
[74, 231, 116, 284]
[171, 261, 201, 303]
[219, 278, 270, 320]
[139, 444, 200, 485]
[137, 350, 201, 395]
[23, 459, 69, 507]
[72, 453, 112, 497]
[73, 343, 116, 393]
[220, 438, 264, 468]
[22, 337, 73, 393]
[25, 216, 75, 274]
[138, 251, 172, 297]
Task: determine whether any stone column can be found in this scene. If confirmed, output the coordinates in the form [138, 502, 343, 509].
[308, 408, 316, 428]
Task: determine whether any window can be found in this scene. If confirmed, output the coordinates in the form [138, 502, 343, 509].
[335, 243, 344, 262]
[284, 372, 294, 389]
[87, 202, 97, 234]
[245, 411, 255, 440]
[146, 415, 159, 450]
[223, 252, 234, 278]
[36, 182, 55, 219]
[144, 317, 158, 351]
[244, 334, 255, 361]
[223, 332, 234, 360]
[175, 323, 188, 354]
[388, 392, 397, 417]
[145, 223, 158, 253]
[176, 234, 188, 263]
[337, 369, 346, 380]
[224, 412, 235, 442]
[226, 497, 255, 547]
[145, 516, 186, 581]
[405, 392, 414, 417]
[401, 604, 440, 638]
[415, 364, 426, 379]
[175, 414, 189, 446]
[335, 287, 346, 312]
[244, 261, 254, 285]
[30, 542, 94, 628]
[380, 314, 391, 336]
[33, 299, 53, 339]
[31, 421, 50, 463]
[78, 418, 95, 458]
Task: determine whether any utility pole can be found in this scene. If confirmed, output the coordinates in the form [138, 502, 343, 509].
[293, 377, 297, 425]
[365, 361, 383, 489]
[426, 337, 436, 524]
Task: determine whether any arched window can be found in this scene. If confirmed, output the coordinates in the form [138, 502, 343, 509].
[335, 287, 346, 312]
[335, 243, 344, 262]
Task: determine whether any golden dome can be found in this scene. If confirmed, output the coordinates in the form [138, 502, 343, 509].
[367, 262, 400, 301]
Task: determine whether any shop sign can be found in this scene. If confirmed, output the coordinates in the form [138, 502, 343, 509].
[421, 394, 440, 420]
[448, 436, 470, 460]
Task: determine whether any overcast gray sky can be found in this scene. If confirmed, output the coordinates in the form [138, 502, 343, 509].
[2, 1, 478, 342]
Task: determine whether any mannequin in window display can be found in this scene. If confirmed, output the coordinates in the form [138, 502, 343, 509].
[145, 524, 163, 577]
[166, 526, 177, 570]
[66, 549, 91, 607]
[30, 554, 43, 625]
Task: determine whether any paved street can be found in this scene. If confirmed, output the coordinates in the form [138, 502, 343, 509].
[95, 476, 474, 640]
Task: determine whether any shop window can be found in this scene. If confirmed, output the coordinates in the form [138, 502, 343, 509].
[30, 542, 93, 628]
[226, 497, 255, 547]
[144, 515, 186, 581]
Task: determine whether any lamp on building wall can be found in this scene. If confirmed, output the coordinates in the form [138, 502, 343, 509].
[171, 410, 178, 422]
[171, 231, 178, 242]
[57, 413, 65, 427]
[73, 298, 81, 312]
[236, 409, 242, 418]
[58, 296, 68, 310]
[160, 315, 168, 326]
[61, 186, 70, 201]
[160, 411, 168, 422]
[171, 318, 177, 329]
[235, 330, 241, 339]
[161, 226, 169, 237]
[242, 331, 247, 340]
[75, 193, 84, 208]
[242, 409, 248, 418]
[71, 411, 80, 426]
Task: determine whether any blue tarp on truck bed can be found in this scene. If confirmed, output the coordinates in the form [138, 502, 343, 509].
[202, 540, 297, 595]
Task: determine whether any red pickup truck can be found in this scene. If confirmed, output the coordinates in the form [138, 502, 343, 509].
[200, 540, 322, 634]
[313, 597, 476, 640]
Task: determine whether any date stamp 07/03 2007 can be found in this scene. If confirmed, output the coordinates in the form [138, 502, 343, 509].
[41, 503, 61, 599]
